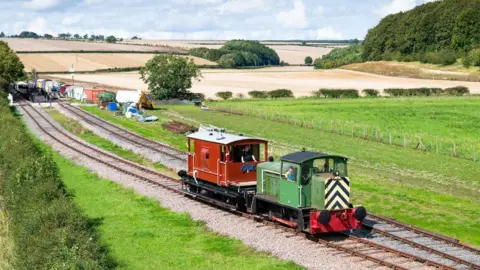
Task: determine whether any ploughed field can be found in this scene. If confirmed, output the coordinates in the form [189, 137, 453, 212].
[82, 103, 480, 247]
[51, 67, 480, 97]
[19, 53, 216, 72]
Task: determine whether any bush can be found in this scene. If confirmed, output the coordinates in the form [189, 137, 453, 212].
[314, 44, 363, 69]
[268, 89, 294, 98]
[98, 91, 116, 102]
[234, 93, 245, 99]
[215, 91, 233, 100]
[444, 86, 470, 95]
[362, 89, 380, 97]
[248, 90, 269, 99]
[0, 97, 114, 268]
[304, 56, 313, 65]
[315, 89, 359, 98]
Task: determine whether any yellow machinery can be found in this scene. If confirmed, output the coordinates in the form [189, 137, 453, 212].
[138, 92, 155, 110]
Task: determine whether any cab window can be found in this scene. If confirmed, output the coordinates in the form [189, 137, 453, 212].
[281, 162, 298, 182]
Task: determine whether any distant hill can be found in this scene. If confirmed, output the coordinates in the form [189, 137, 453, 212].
[315, 0, 480, 69]
[363, 0, 480, 60]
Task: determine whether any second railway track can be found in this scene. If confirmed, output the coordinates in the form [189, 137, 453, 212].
[21, 102, 480, 270]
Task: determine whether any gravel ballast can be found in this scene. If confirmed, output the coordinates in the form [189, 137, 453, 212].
[21, 104, 376, 270]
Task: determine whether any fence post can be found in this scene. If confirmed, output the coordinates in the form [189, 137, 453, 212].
[351, 126, 354, 137]
[436, 140, 439, 153]
[403, 134, 407, 147]
[453, 142, 457, 157]
[389, 133, 392, 145]
[474, 149, 477, 162]
[363, 127, 367, 138]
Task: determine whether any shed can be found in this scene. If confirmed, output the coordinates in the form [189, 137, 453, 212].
[66, 86, 86, 100]
[85, 89, 104, 104]
[116, 90, 141, 104]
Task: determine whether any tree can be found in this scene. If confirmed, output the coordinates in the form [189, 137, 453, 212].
[140, 54, 201, 100]
[0, 32, 4, 38]
[73, 34, 80, 39]
[131, 36, 138, 40]
[19, 31, 39, 38]
[105, 35, 117, 43]
[83, 34, 88, 39]
[301, 41, 307, 46]
[304, 56, 313, 65]
[0, 41, 26, 90]
[43, 33, 53, 39]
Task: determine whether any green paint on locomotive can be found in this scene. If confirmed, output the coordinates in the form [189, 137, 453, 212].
[256, 152, 350, 210]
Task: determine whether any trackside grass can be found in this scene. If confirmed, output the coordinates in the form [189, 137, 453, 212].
[45, 108, 175, 177]
[35, 141, 300, 269]
[82, 105, 480, 246]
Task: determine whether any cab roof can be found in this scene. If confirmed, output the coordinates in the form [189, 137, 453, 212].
[280, 151, 347, 164]
[187, 130, 267, 145]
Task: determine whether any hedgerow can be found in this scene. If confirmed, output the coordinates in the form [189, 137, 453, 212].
[215, 91, 233, 100]
[313, 89, 359, 98]
[0, 96, 115, 269]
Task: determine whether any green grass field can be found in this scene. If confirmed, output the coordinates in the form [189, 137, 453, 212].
[33, 129, 299, 269]
[81, 104, 480, 246]
[209, 96, 480, 160]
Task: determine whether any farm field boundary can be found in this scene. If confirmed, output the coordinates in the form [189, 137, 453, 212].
[16, 50, 188, 54]
[209, 97, 480, 163]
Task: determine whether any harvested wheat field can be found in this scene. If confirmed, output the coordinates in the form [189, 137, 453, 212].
[124, 40, 334, 64]
[19, 53, 216, 72]
[50, 66, 480, 97]
[0, 38, 185, 53]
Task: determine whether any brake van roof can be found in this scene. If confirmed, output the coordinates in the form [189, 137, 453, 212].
[187, 130, 267, 145]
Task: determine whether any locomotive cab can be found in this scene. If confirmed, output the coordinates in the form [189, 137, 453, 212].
[253, 151, 366, 233]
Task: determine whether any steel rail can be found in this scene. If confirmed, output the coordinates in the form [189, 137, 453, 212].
[57, 102, 186, 161]
[368, 214, 480, 256]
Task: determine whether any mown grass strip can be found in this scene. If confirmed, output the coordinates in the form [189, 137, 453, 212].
[33, 137, 300, 269]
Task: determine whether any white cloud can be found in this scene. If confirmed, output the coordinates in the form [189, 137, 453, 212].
[26, 17, 49, 34]
[375, 0, 416, 16]
[276, 0, 308, 29]
[313, 26, 344, 39]
[84, 0, 105, 4]
[62, 14, 84, 26]
[23, 0, 62, 10]
[218, 0, 271, 14]
[423, 0, 439, 2]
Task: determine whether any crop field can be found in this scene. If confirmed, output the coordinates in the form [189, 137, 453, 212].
[51, 67, 480, 97]
[123, 40, 336, 64]
[19, 53, 216, 72]
[344, 61, 480, 82]
[210, 96, 480, 160]
[0, 38, 185, 53]
[82, 105, 480, 246]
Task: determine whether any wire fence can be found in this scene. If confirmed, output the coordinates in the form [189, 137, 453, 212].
[211, 105, 479, 163]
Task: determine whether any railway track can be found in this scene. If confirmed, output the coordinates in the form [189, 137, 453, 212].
[21, 102, 480, 269]
[57, 102, 187, 163]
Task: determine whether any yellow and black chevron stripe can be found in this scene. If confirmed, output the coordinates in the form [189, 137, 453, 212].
[325, 177, 350, 210]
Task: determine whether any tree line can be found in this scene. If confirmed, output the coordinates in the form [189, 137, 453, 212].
[2, 31, 124, 43]
[314, 0, 480, 69]
[188, 40, 281, 68]
[0, 40, 26, 90]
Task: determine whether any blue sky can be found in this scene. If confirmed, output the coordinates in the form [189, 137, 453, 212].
[1, 0, 438, 40]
